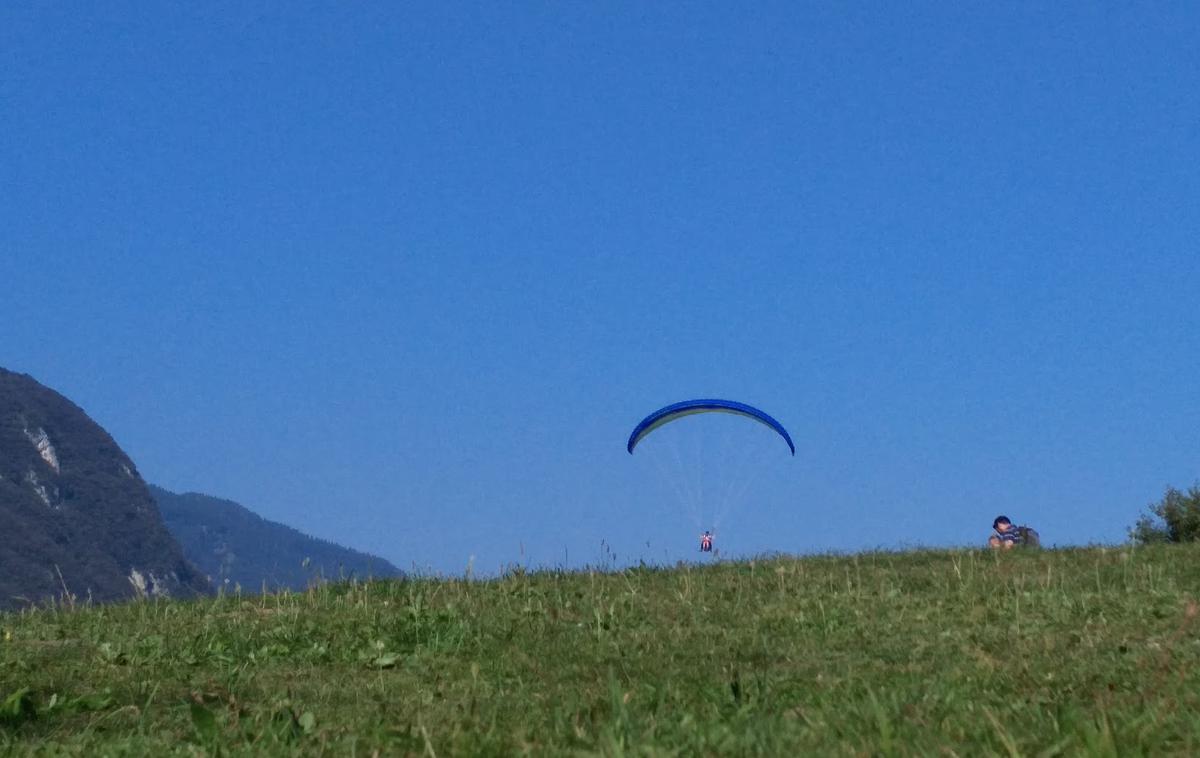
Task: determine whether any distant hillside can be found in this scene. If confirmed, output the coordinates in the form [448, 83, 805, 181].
[0, 368, 210, 610]
[151, 485, 403, 592]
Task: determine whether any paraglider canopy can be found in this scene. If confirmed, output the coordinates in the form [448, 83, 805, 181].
[627, 399, 795, 455]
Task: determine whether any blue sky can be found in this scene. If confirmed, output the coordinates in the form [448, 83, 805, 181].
[3, 3, 1199, 573]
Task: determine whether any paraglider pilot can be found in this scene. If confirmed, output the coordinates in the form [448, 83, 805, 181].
[700, 530, 714, 552]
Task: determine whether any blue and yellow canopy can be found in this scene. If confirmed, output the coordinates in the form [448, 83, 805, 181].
[627, 399, 795, 455]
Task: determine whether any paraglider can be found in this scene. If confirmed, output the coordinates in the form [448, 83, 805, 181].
[627, 398, 795, 456]
[627, 399, 794, 555]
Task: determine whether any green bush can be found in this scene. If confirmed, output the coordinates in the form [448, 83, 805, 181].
[1132, 484, 1200, 543]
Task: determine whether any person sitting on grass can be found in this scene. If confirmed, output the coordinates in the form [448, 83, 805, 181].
[989, 515, 1040, 549]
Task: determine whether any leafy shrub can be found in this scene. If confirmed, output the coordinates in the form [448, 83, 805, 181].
[1131, 484, 1200, 543]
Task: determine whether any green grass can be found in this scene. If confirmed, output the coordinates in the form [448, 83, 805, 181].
[2, 545, 1199, 755]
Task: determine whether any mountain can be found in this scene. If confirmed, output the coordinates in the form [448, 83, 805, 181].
[0, 368, 210, 611]
[151, 485, 403, 592]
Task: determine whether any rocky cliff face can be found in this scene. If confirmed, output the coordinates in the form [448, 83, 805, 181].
[0, 368, 210, 610]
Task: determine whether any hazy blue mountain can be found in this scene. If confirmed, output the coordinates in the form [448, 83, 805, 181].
[0, 368, 210, 611]
[151, 485, 403, 592]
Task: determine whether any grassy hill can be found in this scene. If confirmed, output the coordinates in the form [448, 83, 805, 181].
[2, 544, 1198, 755]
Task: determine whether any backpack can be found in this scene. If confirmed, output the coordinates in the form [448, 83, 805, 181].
[1017, 526, 1041, 547]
